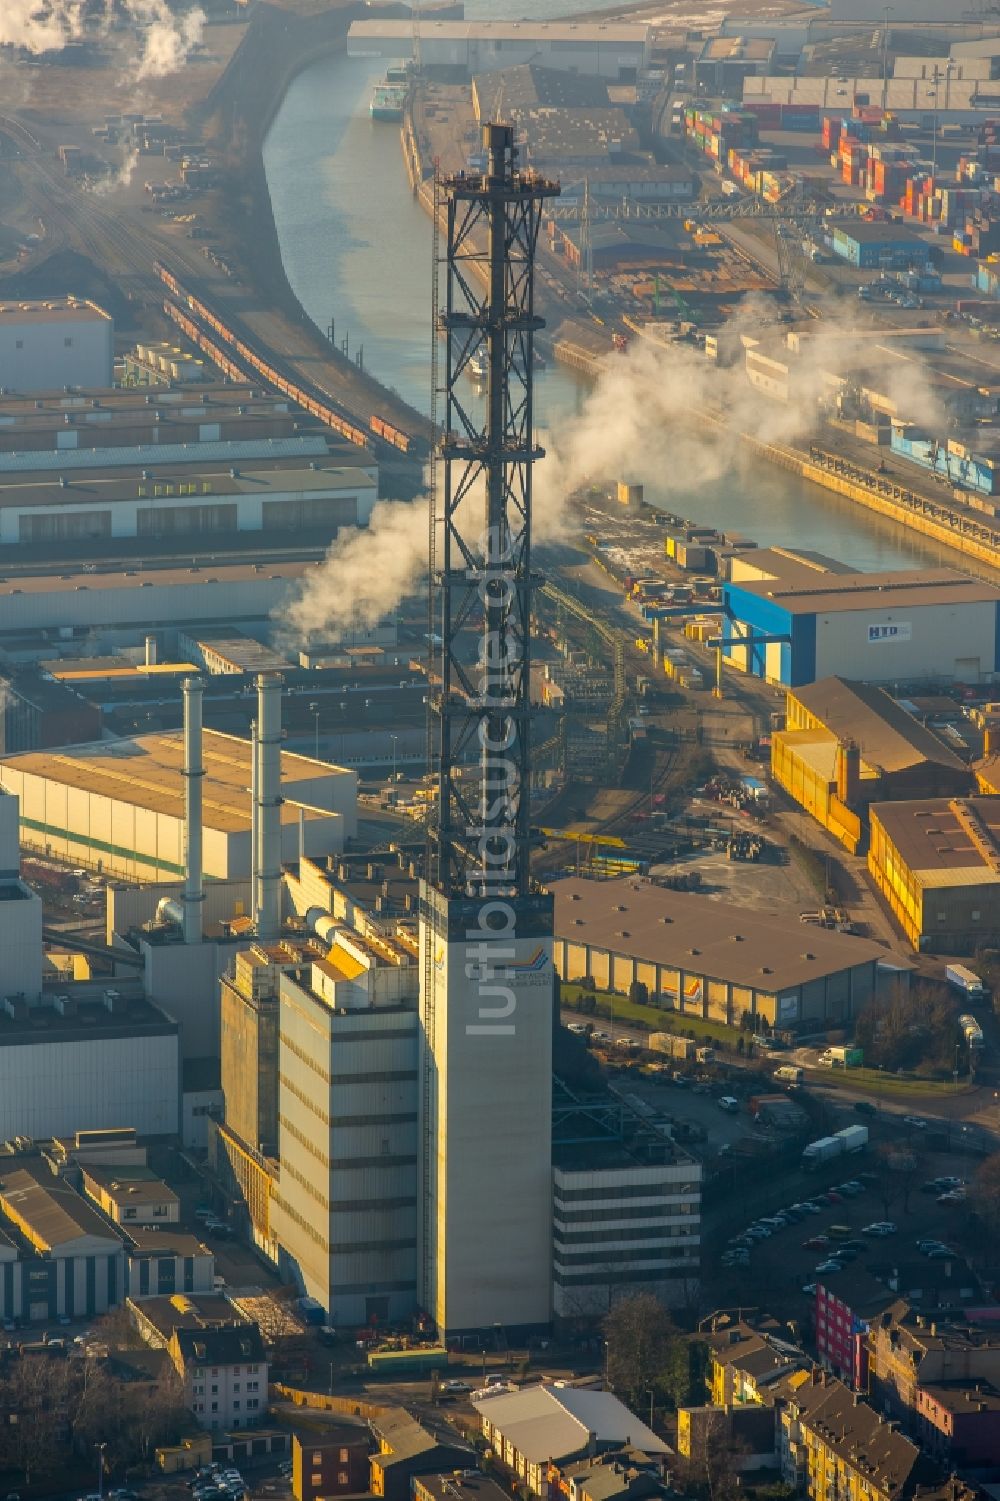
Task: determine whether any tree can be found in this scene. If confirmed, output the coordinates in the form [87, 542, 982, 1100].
[603, 1293, 676, 1407]
[973, 1153, 1000, 1237]
[0, 1355, 72, 1485]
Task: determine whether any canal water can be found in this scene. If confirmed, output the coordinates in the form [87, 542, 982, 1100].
[261, 10, 972, 574]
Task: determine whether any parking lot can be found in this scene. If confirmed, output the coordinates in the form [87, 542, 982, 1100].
[707, 1156, 982, 1313]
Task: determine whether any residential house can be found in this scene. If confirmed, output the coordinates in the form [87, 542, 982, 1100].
[776, 1368, 939, 1501]
[170, 1324, 267, 1432]
[914, 1381, 1000, 1467]
[816, 1268, 896, 1388]
[869, 1301, 1000, 1418]
[471, 1385, 668, 1500]
[292, 1428, 370, 1501]
[706, 1320, 808, 1406]
[368, 1407, 472, 1501]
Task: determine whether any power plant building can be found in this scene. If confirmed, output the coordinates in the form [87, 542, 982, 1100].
[0, 728, 357, 881]
[723, 569, 1000, 688]
[0, 300, 113, 393]
[551, 877, 892, 1031]
[868, 797, 1000, 952]
[771, 677, 971, 853]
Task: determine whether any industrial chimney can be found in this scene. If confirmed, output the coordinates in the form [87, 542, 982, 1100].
[250, 717, 258, 921]
[181, 677, 205, 944]
[255, 673, 283, 943]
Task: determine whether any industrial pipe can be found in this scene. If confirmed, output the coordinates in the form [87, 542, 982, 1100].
[181, 676, 205, 944]
[255, 673, 283, 943]
[250, 717, 258, 922]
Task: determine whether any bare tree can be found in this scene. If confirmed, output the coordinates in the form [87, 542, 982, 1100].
[603, 1292, 677, 1406]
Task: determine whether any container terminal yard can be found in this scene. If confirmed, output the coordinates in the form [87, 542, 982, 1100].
[5, 1, 1000, 1456]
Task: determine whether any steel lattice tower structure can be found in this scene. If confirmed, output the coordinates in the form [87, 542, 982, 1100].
[428, 123, 559, 900]
[418, 125, 559, 1337]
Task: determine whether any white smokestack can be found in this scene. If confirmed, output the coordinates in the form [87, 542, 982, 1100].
[181, 676, 204, 945]
[145, 634, 158, 667]
[255, 673, 283, 943]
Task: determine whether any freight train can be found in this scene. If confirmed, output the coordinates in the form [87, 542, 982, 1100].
[155, 261, 416, 456]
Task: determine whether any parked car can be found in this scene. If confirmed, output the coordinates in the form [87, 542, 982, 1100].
[903, 1115, 927, 1130]
[803, 1236, 830, 1249]
[718, 1096, 740, 1112]
[863, 1222, 897, 1236]
[815, 1259, 843, 1273]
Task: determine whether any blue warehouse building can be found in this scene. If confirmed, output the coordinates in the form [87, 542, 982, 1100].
[831, 220, 926, 270]
[723, 568, 1000, 688]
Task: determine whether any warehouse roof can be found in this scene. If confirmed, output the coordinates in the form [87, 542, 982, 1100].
[180, 629, 291, 674]
[729, 567, 1000, 616]
[349, 20, 650, 42]
[473, 63, 611, 113]
[0, 299, 110, 326]
[700, 36, 775, 60]
[831, 220, 926, 246]
[0, 1165, 122, 1253]
[0, 383, 258, 414]
[0, 460, 373, 510]
[472, 1383, 668, 1461]
[791, 678, 969, 776]
[124, 1227, 211, 1258]
[132, 1292, 247, 1339]
[550, 876, 892, 990]
[0, 729, 349, 835]
[870, 797, 1000, 883]
[0, 558, 316, 602]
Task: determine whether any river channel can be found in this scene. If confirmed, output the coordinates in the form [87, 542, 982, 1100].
[261, 9, 980, 575]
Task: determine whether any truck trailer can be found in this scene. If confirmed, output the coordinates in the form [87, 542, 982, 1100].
[946, 964, 987, 1000]
[833, 1124, 869, 1154]
[650, 1032, 714, 1063]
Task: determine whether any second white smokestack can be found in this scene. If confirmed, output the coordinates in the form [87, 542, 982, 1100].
[181, 676, 204, 945]
[255, 673, 283, 943]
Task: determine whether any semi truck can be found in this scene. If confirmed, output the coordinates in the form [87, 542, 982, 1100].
[946, 964, 987, 1000]
[801, 1135, 844, 1169]
[774, 1065, 804, 1084]
[650, 1032, 715, 1063]
[801, 1125, 868, 1169]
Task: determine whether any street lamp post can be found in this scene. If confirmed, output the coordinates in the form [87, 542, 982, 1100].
[603, 1340, 610, 1390]
[309, 701, 320, 761]
[645, 1389, 655, 1430]
[96, 1442, 107, 1501]
[880, 5, 894, 114]
[390, 733, 398, 783]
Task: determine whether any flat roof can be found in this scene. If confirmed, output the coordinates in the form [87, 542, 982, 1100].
[181, 630, 291, 674]
[791, 678, 969, 776]
[0, 729, 348, 835]
[82, 1163, 179, 1207]
[133, 1292, 245, 1338]
[0, 558, 317, 602]
[871, 797, 1000, 884]
[551, 876, 893, 990]
[0, 383, 260, 414]
[350, 20, 650, 41]
[0, 460, 374, 510]
[701, 36, 775, 59]
[0, 299, 111, 326]
[729, 568, 1000, 616]
[832, 220, 927, 245]
[0, 1165, 122, 1253]
[0, 995, 177, 1047]
[124, 1227, 211, 1257]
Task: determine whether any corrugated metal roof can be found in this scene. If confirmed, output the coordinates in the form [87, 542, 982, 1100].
[472, 1384, 669, 1462]
[0, 435, 329, 474]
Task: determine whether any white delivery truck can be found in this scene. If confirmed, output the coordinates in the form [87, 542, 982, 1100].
[946, 964, 987, 1000]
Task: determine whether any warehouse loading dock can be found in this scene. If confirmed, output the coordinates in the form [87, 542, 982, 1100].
[771, 677, 972, 852]
[868, 796, 1000, 952]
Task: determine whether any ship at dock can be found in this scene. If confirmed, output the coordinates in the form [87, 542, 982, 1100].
[370, 78, 408, 121]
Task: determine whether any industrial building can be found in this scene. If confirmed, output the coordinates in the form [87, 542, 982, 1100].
[695, 36, 777, 92]
[0, 559, 322, 635]
[347, 20, 652, 79]
[0, 989, 180, 1142]
[771, 677, 972, 852]
[0, 299, 113, 392]
[0, 670, 102, 755]
[270, 928, 420, 1327]
[868, 797, 1000, 951]
[551, 877, 893, 1030]
[81, 1163, 180, 1226]
[0, 790, 43, 1001]
[723, 568, 1000, 688]
[123, 1227, 215, 1300]
[0, 383, 365, 472]
[0, 725, 357, 881]
[0, 1162, 125, 1320]
[830, 222, 927, 269]
[552, 1079, 701, 1318]
[0, 457, 376, 547]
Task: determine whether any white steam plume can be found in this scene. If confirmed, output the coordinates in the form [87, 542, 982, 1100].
[90, 144, 139, 195]
[279, 303, 947, 645]
[0, 0, 205, 79]
[283, 497, 430, 644]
